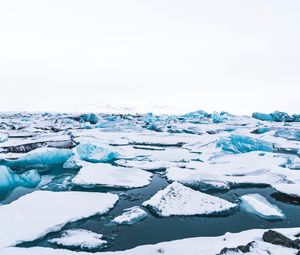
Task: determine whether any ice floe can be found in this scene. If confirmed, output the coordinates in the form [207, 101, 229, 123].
[166, 152, 300, 190]
[49, 229, 107, 249]
[273, 184, 300, 198]
[241, 194, 285, 220]
[72, 163, 153, 189]
[143, 182, 237, 217]
[112, 206, 148, 225]
[4, 147, 74, 168]
[115, 159, 185, 171]
[0, 191, 118, 248]
[1, 227, 300, 255]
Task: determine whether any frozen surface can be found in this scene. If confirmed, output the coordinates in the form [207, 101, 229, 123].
[0, 111, 299, 253]
[76, 138, 120, 163]
[273, 184, 300, 198]
[0, 166, 41, 190]
[112, 206, 148, 225]
[143, 182, 237, 217]
[2, 227, 300, 255]
[0, 191, 118, 248]
[73, 163, 153, 189]
[241, 194, 285, 220]
[49, 229, 107, 249]
[4, 147, 74, 168]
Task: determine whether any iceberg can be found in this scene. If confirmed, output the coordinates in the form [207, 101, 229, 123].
[252, 111, 299, 122]
[216, 134, 273, 153]
[112, 206, 148, 225]
[49, 229, 107, 249]
[40, 174, 74, 191]
[273, 184, 300, 198]
[5, 147, 74, 168]
[143, 182, 237, 217]
[241, 194, 285, 220]
[72, 163, 153, 189]
[274, 128, 300, 141]
[0, 191, 118, 248]
[79, 113, 99, 124]
[76, 138, 119, 163]
[210, 112, 225, 123]
[0, 166, 41, 190]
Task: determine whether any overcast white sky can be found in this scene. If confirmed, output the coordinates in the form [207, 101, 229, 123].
[0, 0, 299, 115]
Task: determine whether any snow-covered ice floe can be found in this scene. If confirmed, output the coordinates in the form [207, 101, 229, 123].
[49, 229, 107, 250]
[115, 159, 185, 171]
[241, 194, 285, 220]
[112, 206, 148, 225]
[273, 183, 300, 198]
[143, 182, 237, 217]
[2, 227, 300, 255]
[0, 191, 118, 248]
[72, 163, 153, 189]
[166, 152, 300, 190]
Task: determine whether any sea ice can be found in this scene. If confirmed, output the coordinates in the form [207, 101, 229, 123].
[273, 184, 300, 198]
[241, 194, 285, 220]
[0, 166, 41, 190]
[0, 191, 118, 248]
[49, 229, 107, 249]
[216, 134, 273, 153]
[115, 159, 185, 171]
[143, 182, 237, 217]
[76, 138, 120, 163]
[4, 147, 74, 168]
[274, 128, 300, 141]
[72, 163, 153, 189]
[112, 206, 148, 225]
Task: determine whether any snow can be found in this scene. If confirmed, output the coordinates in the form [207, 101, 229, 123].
[49, 229, 107, 249]
[5, 147, 74, 168]
[0, 132, 8, 143]
[0, 191, 118, 248]
[143, 182, 237, 217]
[72, 163, 153, 189]
[2, 227, 300, 255]
[112, 206, 148, 225]
[273, 184, 300, 198]
[241, 194, 285, 220]
[115, 159, 185, 171]
[0, 166, 41, 190]
[166, 152, 300, 190]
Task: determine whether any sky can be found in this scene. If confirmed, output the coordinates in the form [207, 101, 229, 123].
[0, 0, 299, 115]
